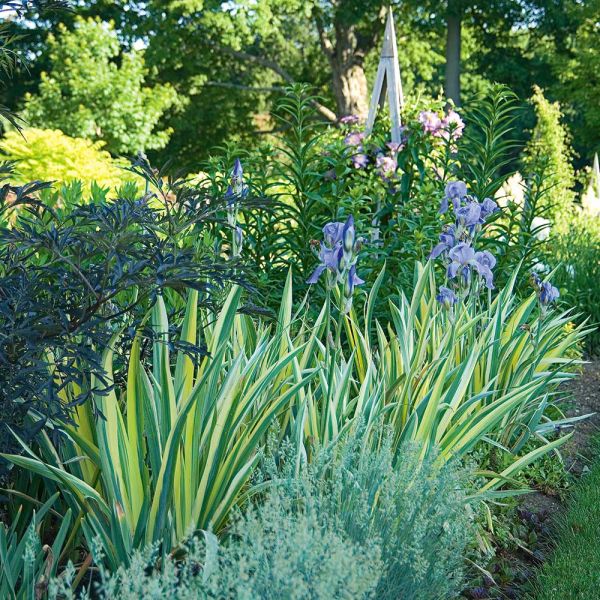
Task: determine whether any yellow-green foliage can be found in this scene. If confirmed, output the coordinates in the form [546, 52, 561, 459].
[523, 86, 575, 228]
[0, 127, 134, 192]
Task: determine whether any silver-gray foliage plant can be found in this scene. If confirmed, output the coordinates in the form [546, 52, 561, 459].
[49, 428, 473, 600]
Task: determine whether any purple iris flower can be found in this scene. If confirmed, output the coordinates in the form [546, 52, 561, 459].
[234, 225, 244, 248]
[539, 281, 559, 305]
[342, 215, 355, 254]
[456, 202, 482, 228]
[344, 131, 366, 147]
[440, 180, 468, 213]
[307, 215, 357, 286]
[307, 244, 341, 284]
[345, 264, 365, 297]
[428, 226, 456, 259]
[474, 250, 496, 289]
[447, 243, 476, 280]
[436, 286, 458, 308]
[480, 197, 499, 220]
[232, 158, 243, 180]
[225, 185, 235, 209]
[323, 222, 344, 247]
[352, 153, 369, 169]
[227, 158, 248, 207]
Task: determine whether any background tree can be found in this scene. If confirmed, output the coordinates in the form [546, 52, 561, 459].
[22, 17, 178, 155]
[522, 85, 575, 227]
[1, 0, 599, 171]
[547, 0, 600, 162]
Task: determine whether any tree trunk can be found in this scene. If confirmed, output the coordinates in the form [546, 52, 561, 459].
[326, 18, 369, 120]
[331, 61, 369, 119]
[445, 6, 462, 106]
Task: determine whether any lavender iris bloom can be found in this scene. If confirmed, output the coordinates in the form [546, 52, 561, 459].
[539, 281, 560, 305]
[345, 264, 365, 297]
[436, 286, 458, 308]
[230, 159, 247, 198]
[447, 243, 476, 280]
[342, 215, 355, 254]
[234, 225, 244, 247]
[474, 250, 496, 289]
[440, 180, 468, 213]
[225, 185, 235, 210]
[307, 215, 357, 287]
[429, 226, 456, 259]
[480, 197, 499, 220]
[232, 158, 243, 180]
[306, 244, 341, 284]
[456, 202, 482, 228]
[323, 222, 344, 247]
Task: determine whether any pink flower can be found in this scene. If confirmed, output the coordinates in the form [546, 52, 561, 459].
[386, 141, 404, 154]
[352, 153, 369, 169]
[376, 154, 397, 179]
[440, 110, 465, 141]
[419, 110, 442, 134]
[344, 131, 366, 147]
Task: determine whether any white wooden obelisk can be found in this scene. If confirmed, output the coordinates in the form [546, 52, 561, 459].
[364, 7, 404, 142]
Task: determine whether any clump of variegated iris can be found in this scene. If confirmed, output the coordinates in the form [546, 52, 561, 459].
[224, 159, 248, 258]
[429, 180, 499, 305]
[307, 215, 364, 314]
[530, 271, 560, 315]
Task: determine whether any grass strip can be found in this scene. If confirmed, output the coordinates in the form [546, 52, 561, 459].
[531, 439, 600, 599]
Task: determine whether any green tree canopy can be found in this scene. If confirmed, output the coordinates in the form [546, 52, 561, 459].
[22, 17, 178, 155]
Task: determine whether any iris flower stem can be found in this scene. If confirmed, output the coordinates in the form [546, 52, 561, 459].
[528, 307, 545, 381]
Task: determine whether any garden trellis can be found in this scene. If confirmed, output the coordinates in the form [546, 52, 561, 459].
[365, 7, 404, 142]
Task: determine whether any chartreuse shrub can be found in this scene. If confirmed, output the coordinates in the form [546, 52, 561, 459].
[45, 432, 471, 600]
[0, 128, 137, 197]
[522, 86, 576, 228]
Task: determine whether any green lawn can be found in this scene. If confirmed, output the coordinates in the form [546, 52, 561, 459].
[532, 441, 600, 599]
